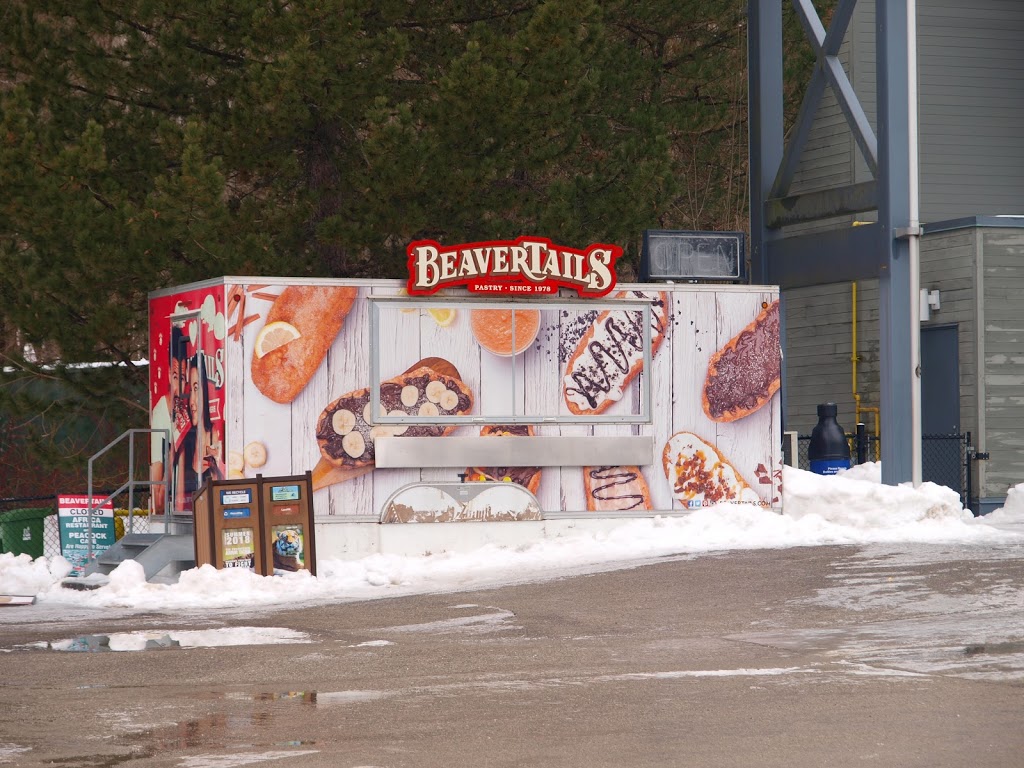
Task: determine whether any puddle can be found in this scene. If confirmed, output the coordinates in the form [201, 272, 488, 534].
[221, 691, 318, 704]
[110, 710, 320, 762]
[24, 627, 311, 652]
[314, 689, 393, 704]
[218, 688, 394, 706]
[35, 752, 148, 767]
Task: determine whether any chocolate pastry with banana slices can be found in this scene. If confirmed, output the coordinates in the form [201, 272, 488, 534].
[316, 367, 473, 469]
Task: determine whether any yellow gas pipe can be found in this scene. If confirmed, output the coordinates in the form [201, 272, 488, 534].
[851, 281, 880, 459]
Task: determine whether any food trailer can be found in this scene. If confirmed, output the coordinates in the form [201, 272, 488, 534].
[149, 237, 782, 559]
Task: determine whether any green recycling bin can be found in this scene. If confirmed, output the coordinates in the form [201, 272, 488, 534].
[0, 508, 49, 558]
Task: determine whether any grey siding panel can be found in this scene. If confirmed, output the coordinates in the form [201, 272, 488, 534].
[782, 230, 979, 478]
[923, 108, 1024, 124]
[917, 1, 1024, 221]
[840, 2, 1024, 221]
[782, 280, 879, 437]
[981, 229, 1024, 497]
[923, 1, 1024, 23]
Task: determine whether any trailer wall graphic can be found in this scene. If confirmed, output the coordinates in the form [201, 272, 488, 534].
[149, 271, 781, 526]
[148, 284, 228, 514]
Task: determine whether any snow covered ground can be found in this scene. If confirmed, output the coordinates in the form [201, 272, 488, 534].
[1, 464, 1021, 619]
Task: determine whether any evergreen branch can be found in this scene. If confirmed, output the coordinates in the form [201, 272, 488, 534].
[392, 3, 538, 30]
[63, 80, 186, 117]
[85, 183, 116, 212]
[189, 237, 218, 261]
[96, 2, 252, 67]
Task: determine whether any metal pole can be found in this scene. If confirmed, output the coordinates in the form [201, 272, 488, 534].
[965, 431, 974, 516]
[877, 0, 915, 486]
[907, 0, 923, 486]
[128, 431, 135, 533]
[164, 430, 171, 533]
[87, 458, 94, 562]
[747, 0, 784, 285]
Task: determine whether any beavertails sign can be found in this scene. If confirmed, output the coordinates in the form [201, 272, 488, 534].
[406, 237, 621, 298]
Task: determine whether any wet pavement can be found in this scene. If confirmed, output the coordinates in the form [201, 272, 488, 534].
[1, 539, 1023, 767]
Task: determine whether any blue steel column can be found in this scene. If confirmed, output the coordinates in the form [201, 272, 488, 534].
[748, 0, 783, 286]
[748, 1, 786, 427]
[877, 0, 913, 484]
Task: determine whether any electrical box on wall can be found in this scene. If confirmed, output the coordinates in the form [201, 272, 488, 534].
[920, 289, 940, 321]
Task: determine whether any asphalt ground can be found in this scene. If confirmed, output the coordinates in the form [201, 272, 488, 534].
[1, 541, 1022, 767]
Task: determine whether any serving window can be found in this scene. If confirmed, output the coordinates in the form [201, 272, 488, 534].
[368, 295, 655, 426]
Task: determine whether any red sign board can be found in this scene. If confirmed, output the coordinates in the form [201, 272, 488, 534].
[148, 284, 227, 513]
[406, 237, 621, 298]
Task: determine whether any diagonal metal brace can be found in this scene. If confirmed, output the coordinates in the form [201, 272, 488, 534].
[772, 0, 877, 198]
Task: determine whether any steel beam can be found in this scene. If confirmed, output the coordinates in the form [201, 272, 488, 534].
[776, 0, 877, 196]
[748, 0, 784, 286]
[749, 0, 919, 486]
[766, 180, 878, 229]
[764, 223, 882, 289]
[877, 0, 914, 485]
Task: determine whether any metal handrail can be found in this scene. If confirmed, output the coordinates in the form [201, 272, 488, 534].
[86, 428, 170, 559]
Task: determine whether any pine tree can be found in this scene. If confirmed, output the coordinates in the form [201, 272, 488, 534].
[0, 0, 782, 493]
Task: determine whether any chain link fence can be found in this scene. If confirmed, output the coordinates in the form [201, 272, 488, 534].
[795, 432, 971, 509]
[0, 494, 152, 560]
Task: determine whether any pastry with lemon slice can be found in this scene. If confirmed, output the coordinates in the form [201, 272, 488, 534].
[251, 285, 358, 403]
[253, 321, 301, 359]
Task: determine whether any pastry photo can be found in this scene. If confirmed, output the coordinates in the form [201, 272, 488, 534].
[703, 299, 780, 423]
[562, 291, 669, 415]
[251, 285, 358, 404]
[662, 431, 760, 506]
[315, 362, 474, 470]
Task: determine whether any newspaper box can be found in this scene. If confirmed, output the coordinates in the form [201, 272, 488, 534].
[193, 472, 314, 576]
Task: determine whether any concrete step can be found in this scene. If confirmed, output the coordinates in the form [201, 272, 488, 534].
[81, 534, 196, 582]
[95, 534, 164, 566]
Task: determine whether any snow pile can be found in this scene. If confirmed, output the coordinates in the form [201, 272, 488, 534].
[0, 466, 1017, 614]
[0, 553, 71, 597]
[985, 481, 1024, 523]
[784, 463, 971, 532]
[837, 460, 883, 484]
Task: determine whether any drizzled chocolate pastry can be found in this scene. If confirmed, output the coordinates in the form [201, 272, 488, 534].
[316, 366, 473, 468]
[466, 425, 542, 494]
[703, 300, 780, 423]
[583, 466, 652, 511]
[563, 291, 669, 415]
